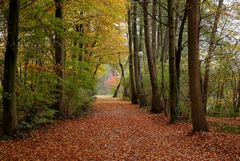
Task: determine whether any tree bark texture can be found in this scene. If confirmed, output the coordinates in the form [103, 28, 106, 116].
[152, 0, 157, 65]
[132, 2, 145, 106]
[168, 0, 179, 123]
[54, 0, 66, 115]
[176, 5, 187, 98]
[143, 0, 163, 113]
[128, 9, 138, 104]
[3, 0, 20, 135]
[187, 0, 208, 132]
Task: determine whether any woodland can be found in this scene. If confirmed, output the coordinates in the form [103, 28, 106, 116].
[0, 0, 240, 160]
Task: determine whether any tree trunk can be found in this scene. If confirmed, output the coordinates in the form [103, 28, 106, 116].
[168, 0, 179, 123]
[202, 0, 224, 113]
[152, 0, 157, 65]
[157, 2, 163, 60]
[113, 55, 125, 98]
[143, 0, 163, 113]
[139, 7, 146, 98]
[2, 0, 19, 135]
[161, 26, 168, 116]
[128, 9, 138, 104]
[176, 5, 187, 100]
[54, 0, 66, 115]
[132, 2, 145, 106]
[139, 6, 144, 52]
[75, 11, 84, 61]
[161, 28, 169, 63]
[187, 0, 208, 132]
[237, 79, 240, 113]
[93, 57, 103, 76]
[138, 4, 147, 106]
[233, 74, 240, 113]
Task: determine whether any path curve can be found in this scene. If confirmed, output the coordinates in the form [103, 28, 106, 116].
[0, 97, 240, 160]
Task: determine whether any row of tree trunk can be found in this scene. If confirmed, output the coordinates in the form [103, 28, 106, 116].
[127, 0, 218, 132]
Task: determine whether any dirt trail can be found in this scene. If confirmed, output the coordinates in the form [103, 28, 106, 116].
[0, 97, 240, 160]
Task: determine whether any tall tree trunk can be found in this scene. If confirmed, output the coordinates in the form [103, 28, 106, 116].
[168, 0, 179, 123]
[187, 0, 208, 132]
[2, 0, 19, 135]
[128, 9, 138, 104]
[139, 6, 144, 52]
[161, 27, 168, 116]
[157, 2, 163, 60]
[152, 0, 157, 65]
[176, 5, 187, 100]
[138, 4, 147, 106]
[132, 2, 145, 106]
[143, 0, 163, 113]
[157, 3, 167, 115]
[54, 0, 66, 115]
[202, 0, 224, 113]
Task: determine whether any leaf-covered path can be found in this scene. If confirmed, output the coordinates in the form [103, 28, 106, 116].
[1, 96, 240, 160]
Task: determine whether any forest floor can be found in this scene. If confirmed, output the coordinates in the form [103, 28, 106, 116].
[0, 96, 240, 160]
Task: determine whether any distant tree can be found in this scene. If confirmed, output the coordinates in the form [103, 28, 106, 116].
[187, 0, 208, 132]
[2, 0, 20, 135]
[113, 54, 125, 98]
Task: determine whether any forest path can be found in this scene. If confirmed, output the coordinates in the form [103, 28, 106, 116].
[0, 96, 240, 160]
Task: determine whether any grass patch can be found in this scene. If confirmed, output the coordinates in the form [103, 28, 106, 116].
[210, 122, 240, 134]
[222, 125, 240, 134]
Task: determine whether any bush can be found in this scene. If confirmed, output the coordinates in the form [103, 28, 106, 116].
[65, 61, 96, 117]
[16, 70, 57, 129]
[65, 86, 95, 117]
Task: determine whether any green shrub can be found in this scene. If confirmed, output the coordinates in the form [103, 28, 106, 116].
[65, 86, 95, 117]
[208, 104, 240, 117]
[16, 70, 57, 128]
[65, 61, 96, 117]
[222, 125, 240, 134]
[210, 122, 240, 134]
